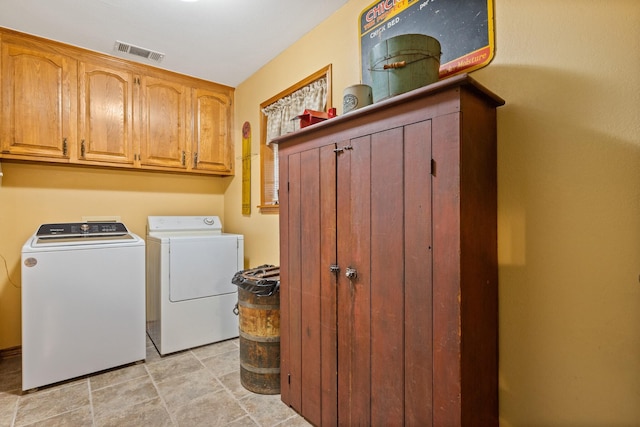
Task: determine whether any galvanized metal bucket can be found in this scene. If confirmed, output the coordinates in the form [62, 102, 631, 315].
[369, 34, 441, 103]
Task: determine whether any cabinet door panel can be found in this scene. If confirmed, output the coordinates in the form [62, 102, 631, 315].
[192, 89, 232, 173]
[140, 77, 188, 169]
[1, 41, 75, 159]
[299, 149, 322, 424]
[336, 123, 434, 426]
[283, 144, 338, 426]
[432, 112, 463, 426]
[284, 151, 303, 411]
[279, 153, 292, 404]
[318, 144, 338, 427]
[337, 135, 371, 426]
[404, 120, 434, 425]
[78, 63, 134, 165]
[370, 128, 405, 424]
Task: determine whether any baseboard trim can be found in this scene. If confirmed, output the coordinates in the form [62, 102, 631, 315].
[0, 346, 21, 359]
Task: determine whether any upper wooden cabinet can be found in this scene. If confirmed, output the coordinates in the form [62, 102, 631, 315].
[0, 28, 234, 176]
[192, 87, 233, 174]
[78, 59, 136, 166]
[139, 75, 190, 170]
[0, 36, 77, 161]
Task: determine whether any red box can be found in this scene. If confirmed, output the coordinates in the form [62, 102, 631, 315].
[296, 108, 336, 128]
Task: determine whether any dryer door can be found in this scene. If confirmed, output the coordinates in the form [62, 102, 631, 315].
[168, 235, 239, 302]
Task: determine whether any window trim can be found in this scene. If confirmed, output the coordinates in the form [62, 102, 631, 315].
[258, 64, 332, 213]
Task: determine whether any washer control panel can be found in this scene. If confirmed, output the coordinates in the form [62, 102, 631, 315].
[36, 222, 129, 238]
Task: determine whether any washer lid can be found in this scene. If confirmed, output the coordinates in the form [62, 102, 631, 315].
[147, 216, 222, 233]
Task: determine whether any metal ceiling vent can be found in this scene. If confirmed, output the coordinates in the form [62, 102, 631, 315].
[114, 41, 165, 63]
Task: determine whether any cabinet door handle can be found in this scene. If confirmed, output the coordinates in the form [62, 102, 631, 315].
[81, 140, 85, 158]
[62, 138, 68, 156]
[329, 264, 340, 273]
[345, 267, 358, 280]
[181, 151, 186, 166]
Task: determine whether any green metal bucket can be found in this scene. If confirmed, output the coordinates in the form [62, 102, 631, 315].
[369, 34, 441, 103]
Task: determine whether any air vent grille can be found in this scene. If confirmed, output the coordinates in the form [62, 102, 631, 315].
[114, 41, 165, 63]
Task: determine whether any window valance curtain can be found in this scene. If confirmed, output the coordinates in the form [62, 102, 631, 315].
[261, 77, 327, 203]
[261, 77, 327, 145]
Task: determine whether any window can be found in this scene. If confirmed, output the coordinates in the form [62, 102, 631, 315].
[259, 65, 332, 213]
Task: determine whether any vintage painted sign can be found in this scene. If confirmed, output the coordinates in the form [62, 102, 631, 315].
[359, 0, 495, 84]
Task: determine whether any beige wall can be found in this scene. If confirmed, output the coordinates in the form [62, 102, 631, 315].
[227, 0, 640, 425]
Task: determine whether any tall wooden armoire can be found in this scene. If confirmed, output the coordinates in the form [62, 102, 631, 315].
[274, 74, 504, 426]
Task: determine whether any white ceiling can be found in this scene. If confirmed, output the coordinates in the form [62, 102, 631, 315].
[0, 0, 349, 87]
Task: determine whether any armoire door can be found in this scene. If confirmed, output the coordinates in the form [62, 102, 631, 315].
[336, 120, 434, 425]
[280, 143, 338, 427]
[281, 119, 435, 426]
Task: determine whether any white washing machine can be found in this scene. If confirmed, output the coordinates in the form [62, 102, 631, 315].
[146, 215, 244, 355]
[21, 222, 146, 391]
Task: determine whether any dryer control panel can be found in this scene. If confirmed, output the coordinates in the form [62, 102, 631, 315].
[147, 216, 223, 233]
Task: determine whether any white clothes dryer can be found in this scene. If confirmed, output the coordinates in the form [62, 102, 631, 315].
[146, 216, 244, 355]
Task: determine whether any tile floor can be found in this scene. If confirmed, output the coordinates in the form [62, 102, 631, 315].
[0, 337, 311, 427]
